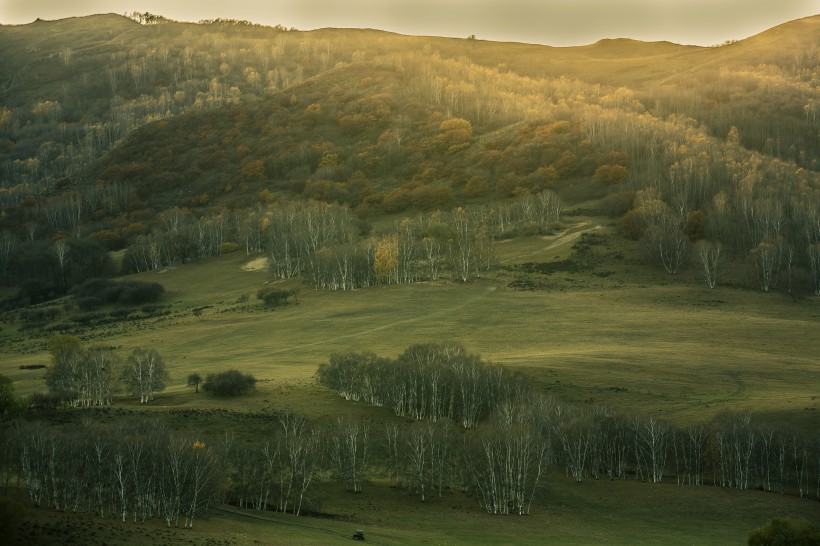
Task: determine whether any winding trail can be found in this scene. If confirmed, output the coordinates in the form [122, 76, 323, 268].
[499, 221, 604, 263]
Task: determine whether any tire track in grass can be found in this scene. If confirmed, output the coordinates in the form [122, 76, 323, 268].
[215, 505, 384, 544]
[267, 285, 497, 355]
[499, 221, 603, 264]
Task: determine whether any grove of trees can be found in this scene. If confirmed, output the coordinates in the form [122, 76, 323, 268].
[42, 336, 168, 406]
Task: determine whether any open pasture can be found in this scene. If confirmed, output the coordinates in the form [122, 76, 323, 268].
[1, 226, 818, 545]
[2, 225, 818, 431]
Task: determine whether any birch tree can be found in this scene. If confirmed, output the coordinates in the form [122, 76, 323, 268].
[694, 240, 722, 289]
[121, 348, 168, 403]
[329, 417, 370, 493]
[807, 242, 820, 295]
[467, 402, 551, 514]
[750, 237, 782, 292]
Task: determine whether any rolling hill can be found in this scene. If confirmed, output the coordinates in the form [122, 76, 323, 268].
[1, 12, 819, 546]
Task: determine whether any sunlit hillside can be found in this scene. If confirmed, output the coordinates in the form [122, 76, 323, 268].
[0, 14, 817, 295]
[0, 13, 819, 546]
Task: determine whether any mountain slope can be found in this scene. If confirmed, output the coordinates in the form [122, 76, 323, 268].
[0, 13, 817, 297]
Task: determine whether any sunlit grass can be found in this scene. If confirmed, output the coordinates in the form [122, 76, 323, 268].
[3, 224, 818, 430]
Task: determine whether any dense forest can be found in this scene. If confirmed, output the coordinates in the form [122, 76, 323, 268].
[0, 13, 818, 310]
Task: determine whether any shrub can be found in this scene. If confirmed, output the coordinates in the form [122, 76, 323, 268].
[256, 287, 296, 308]
[0, 374, 18, 416]
[76, 296, 104, 311]
[29, 391, 62, 410]
[0, 497, 26, 544]
[118, 281, 164, 305]
[19, 309, 46, 322]
[202, 369, 257, 397]
[598, 192, 634, 217]
[71, 278, 164, 306]
[46, 323, 72, 332]
[219, 241, 239, 254]
[72, 278, 115, 299]
[617, 208, 646, 240]
[748, 517, 820, 545]
[70, 312, 105, 324]
[18, 322, 46, 332]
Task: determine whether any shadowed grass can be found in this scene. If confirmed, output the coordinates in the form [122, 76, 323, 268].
[10, 473, 820, 545]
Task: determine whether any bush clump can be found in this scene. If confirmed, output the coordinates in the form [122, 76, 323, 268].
[256, 287, 297, 308]
[219, 241, 239, 254]
[76, 297, 104, 311]
[748, 518, 820, 546]
[202, 369, 257, 397]
[71, 278, 164, 309]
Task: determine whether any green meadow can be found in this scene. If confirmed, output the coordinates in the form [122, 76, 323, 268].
[6, 218, 817, 428]
[2, 219, 818, 544]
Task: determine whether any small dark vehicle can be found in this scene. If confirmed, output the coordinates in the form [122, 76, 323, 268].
[352, 529, 365, 540]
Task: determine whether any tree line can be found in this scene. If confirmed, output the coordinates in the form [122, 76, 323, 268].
[6, 393, 816, 523]
[317, 343, 525, 428]
[119, 191, 560, 289]
[318, 343, 820, 504]
[9, 419, 221, 528]
[36, 336, 259, 407]
[581, 103, 820, 294]
[1, 341, 818, 526]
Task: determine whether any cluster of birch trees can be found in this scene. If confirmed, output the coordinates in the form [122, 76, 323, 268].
[3, 390, 818, 524]
[121, 190, 561, 290]
[581, 104, 820, 292]
[317, 343, 526, 428]
[228, 413, 323, 515]
[123, 207, 265, 273]
[226, 408, 549, 515]
[43, 341, 168, 407]
[305, 190, 560, 289]
[12, 419, 221, 528]
[317, 344, 820, 506]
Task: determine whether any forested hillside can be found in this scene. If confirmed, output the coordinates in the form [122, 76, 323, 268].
[1, 13, 820, 542]
[0, 13, 818, 303]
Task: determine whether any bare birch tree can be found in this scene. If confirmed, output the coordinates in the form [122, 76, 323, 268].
[121, 348, 168, 403]
[694, 240, 722, 289]
[329, 417, 370, 493]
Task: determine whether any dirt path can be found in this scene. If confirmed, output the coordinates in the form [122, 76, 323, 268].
[267, 285, 497, 355]
[499, 221, 604, 263]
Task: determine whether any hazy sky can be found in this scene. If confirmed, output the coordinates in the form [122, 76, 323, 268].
[1, 0, 817, 46]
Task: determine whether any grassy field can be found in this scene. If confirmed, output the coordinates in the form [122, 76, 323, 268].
[10, 472, 820, 545]
[3, 219, 816, 428]
[1, 220, 819, 544]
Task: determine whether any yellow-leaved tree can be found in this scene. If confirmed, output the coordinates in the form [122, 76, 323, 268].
[374, 235, 399, 284]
